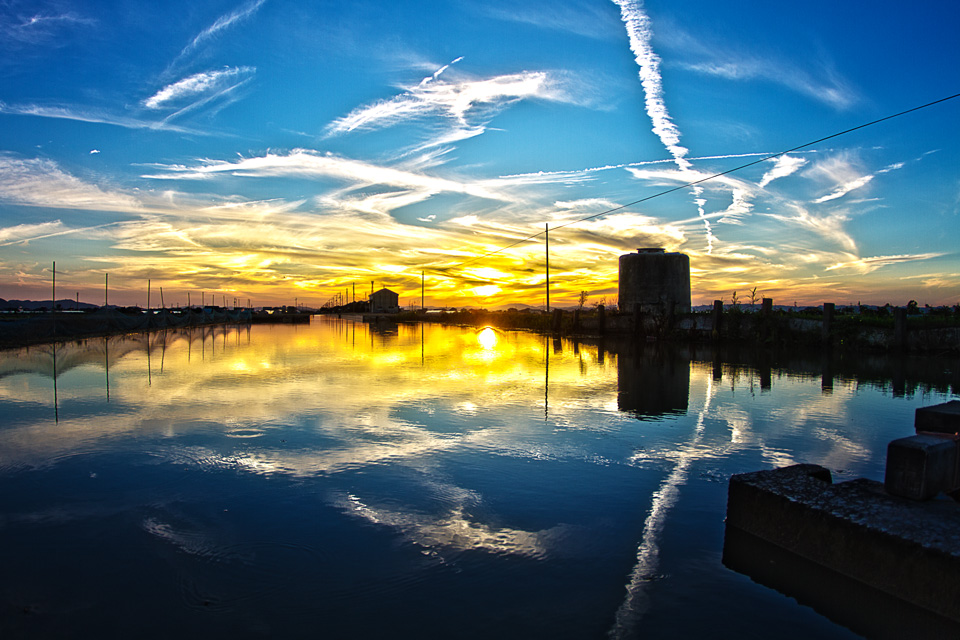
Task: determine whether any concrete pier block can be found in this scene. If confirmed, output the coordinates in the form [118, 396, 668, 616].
[916, 400, 960, 435]
[885, 435, 960, 500]
[725, 464, 960, 626]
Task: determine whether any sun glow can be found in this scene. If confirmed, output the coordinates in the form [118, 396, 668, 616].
[472, 285, 501, 297]
[477, 326, 498, 350]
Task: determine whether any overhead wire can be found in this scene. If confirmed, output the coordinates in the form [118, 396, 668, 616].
[444, 91, 960, 274]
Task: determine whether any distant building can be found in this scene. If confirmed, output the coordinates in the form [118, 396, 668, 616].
[369, 288, 400, 313]
[619, 248, 691, 315]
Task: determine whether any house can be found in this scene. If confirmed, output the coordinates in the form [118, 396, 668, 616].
[369, 288, 400, 313]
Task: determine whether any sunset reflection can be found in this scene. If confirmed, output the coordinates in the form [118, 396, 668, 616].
[477, 326, 498, 350]
[0, 318, 951, 639]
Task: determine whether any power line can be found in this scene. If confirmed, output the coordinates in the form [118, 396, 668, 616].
[445, 91, 960, 273]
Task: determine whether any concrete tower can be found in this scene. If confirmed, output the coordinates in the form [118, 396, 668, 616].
[618, 248, 691, 315]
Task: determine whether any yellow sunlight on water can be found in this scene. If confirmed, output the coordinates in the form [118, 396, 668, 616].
[477, 326, 498, 350]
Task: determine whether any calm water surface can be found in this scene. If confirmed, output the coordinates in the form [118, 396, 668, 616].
[1, 317, 956, 638]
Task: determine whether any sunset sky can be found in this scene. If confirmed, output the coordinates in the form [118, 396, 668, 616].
[1, 0, 957, 309]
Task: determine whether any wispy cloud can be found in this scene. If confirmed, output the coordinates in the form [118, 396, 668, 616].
[144, 67, 256, 110]
[658, 21, 859, 110]
[758, 155, 807, 188]
[181, 0, 266, 56]
[804, 154, 891, 204]
[140, 149, 509, 208]
[0, 221, 64, 245]
[681, 59, 857, 110]
[0, 221, 119, 248]
[0, 155, 140, 212]
[765, 203, 857, 253]
[813, 175, 873, 204]
[825, 252, 945, 274]
[0, 101, 203, 134]
[471, 2, 616, 39]
[1, 9, 95, 46]
[325, 64, 575, 141]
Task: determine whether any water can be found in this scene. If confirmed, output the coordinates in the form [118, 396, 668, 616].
[0, 317, 956, 638]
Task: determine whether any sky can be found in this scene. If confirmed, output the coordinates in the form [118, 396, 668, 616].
[0, 0, 958, 309]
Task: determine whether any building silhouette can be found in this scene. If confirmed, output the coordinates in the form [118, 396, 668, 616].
[369, 288, 400, 313]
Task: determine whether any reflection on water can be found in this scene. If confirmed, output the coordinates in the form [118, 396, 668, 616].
[0, 317, 955, 638]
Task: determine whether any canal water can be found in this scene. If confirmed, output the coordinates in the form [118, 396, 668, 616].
[0, 316, 956, 638]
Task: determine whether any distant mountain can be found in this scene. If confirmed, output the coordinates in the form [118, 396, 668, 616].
[0, 298, 100, 311]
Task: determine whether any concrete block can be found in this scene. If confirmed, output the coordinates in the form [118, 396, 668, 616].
[726, 464, 960, 624]
[885, 435, 960, 500]
[916, 400, 960, 435]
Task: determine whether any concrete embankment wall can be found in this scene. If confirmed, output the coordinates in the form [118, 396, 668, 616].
[574, 311, 960, 353]
[0, 308, 257, 346]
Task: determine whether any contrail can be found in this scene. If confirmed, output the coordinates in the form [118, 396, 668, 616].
[611, 0, 716, 252]
[609, 375, 715, 638]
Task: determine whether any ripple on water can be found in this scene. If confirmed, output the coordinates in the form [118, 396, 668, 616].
[224, 428, 266, 439]
[141, 514, 334, 615]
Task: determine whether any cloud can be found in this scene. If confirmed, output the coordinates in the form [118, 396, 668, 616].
[825, 252, 945, 274]
[758, 155, 807, 188]
[765, 203, 856, 253]
[804, 154, 876, 204]
[89, 149, 100, 155]
[325, 66, 573, 138]
[0, 155, 140, 212]
[1, 9, 95, 46]
[681, 59, 857, 110]
[0, 101, 203, 134]
[144, 67, 256, 110]
[0, 221, 64, 245]
[813, 175, 874, 204]
[140, 149, 518, 217]
[657, 22, 859, 110]
[471, 2, 616, 39]
[181, 0, 266, 56]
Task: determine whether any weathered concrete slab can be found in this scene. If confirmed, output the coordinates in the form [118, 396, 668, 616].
[725, 464, 960, 626]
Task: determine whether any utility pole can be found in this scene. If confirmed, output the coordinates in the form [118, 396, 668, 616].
[545, 223, 550, 313]
[105, 273, 108, 307]
[51, 261, 56, 311]
[421, 271, 425, 311]
[147, 279, 151, 311]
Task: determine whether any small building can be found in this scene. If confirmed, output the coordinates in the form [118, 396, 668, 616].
[619, 248, 691, 316]
[369, 288, 400, 314]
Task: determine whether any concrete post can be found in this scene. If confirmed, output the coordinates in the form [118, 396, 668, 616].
[894, 307, 908, 350]
[711, 300, 723, 339]
[760, 297, 773, 342]
[822, 302, 834, 345]
[552, 308, 563, 333]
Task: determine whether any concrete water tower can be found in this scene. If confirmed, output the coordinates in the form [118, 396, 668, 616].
[618, 248, 691, 315]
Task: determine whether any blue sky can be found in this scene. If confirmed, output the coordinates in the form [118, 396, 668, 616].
[0, 0, 958, 308]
